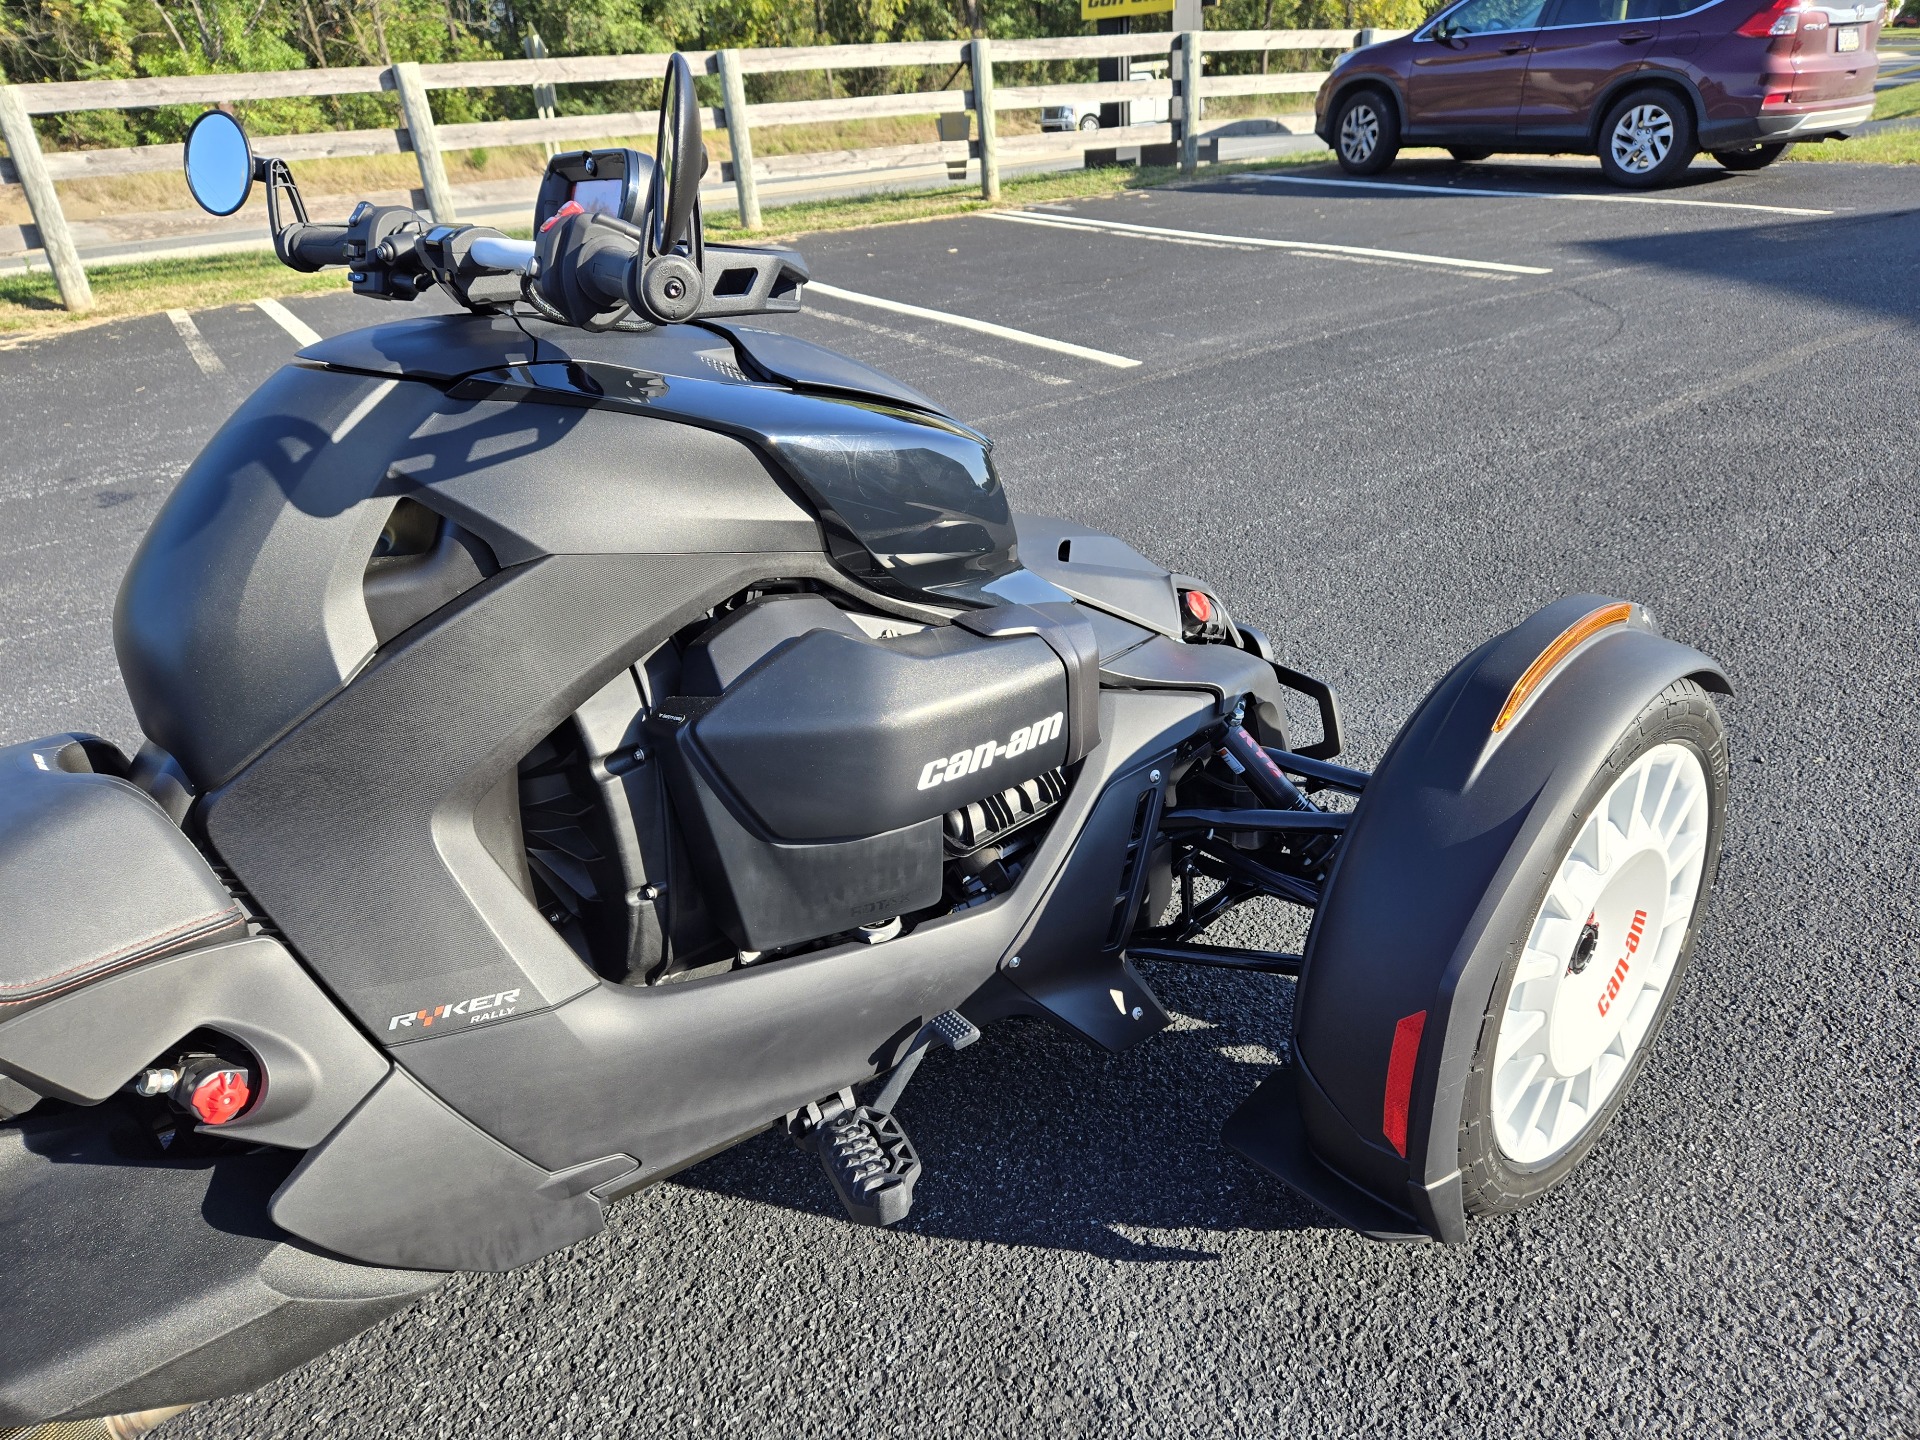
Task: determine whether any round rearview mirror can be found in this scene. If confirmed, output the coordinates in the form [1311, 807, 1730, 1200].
[183, 110, 255, 217]
[651, 53, 708, 254]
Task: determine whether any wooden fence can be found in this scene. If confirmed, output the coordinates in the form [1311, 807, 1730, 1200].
[0, 28, 1405, 312]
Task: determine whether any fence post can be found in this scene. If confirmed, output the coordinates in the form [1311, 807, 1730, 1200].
[0, 84, 91, 312]
[716, 50, 761, 230]
[971, 37, 999, 201]
[1177, 31, 1202, 175]
[1354, 28, 1378, 46]
[391, 62, 456, 223]
[524, 29, 558, 159]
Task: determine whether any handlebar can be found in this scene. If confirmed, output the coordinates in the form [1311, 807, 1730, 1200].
[259, 191, 805, 328]
[279, 221, 352, 272]
[466, 236, 535, 274]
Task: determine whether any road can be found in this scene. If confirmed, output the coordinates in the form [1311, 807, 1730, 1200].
[3, 153, 1916, 1439]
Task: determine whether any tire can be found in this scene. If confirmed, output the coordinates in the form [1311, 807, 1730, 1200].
[1596, 87, 1697, 186]
[1078, 113, 1101, 132]
[1712, 141, 1793, 170]
[1459, 678, 1728, 1218]
[1447, 146, 1493, 163]
[1334, 89, 1400, 175]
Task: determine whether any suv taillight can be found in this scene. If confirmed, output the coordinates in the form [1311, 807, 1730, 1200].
[1737, 0, 1803, 33]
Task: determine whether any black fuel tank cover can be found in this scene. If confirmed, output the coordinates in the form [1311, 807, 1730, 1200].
[699, 321, 950, 419]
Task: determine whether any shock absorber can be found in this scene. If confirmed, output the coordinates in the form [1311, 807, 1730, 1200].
[1218, 715, 1317, 814]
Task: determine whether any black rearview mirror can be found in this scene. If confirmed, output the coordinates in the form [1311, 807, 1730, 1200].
[651, 53, 708, 256]
[183, 110, 255, 217]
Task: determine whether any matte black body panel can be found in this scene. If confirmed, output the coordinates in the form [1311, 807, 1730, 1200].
[1228, 597, 1730, 1240]
[271, 1068, 632, 1271]
[0, 937, 389, 1150]
[690, 626, 1069, 842]
[0, 735, 244, 1023]
[395, 688, 1220, 1182]
[116, 366, 821, 785]
[1014, 514, 1183, 638]
[204, 552, 830, 1041]
[0, 1107, 441, 1426]
[678, 593, 865, 695]
[659, 751, 945, 951]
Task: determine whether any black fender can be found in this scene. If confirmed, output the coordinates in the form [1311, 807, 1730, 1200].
[1224, 596, 1730, 1241]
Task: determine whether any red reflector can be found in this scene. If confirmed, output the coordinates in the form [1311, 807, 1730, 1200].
[1381, 1011, 1427, 1158]
[1762, 92, 1792, 106]
[189, 1069, 251, 1126]
[1182, 589, 1214, 623]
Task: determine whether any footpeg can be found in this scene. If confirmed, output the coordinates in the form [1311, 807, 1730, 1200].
[812, 1105, 922, 1227]
[790, 1009, 978, 1228]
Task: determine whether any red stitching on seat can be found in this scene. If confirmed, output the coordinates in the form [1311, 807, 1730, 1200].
[0, 905, 245, 1005]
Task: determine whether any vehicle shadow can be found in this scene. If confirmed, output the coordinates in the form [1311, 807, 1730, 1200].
[670, 960, 1342, 1261]
[1195, 153, 1824, 197]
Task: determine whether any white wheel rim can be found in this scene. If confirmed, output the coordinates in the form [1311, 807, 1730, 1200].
[1610, 104, 1674, 174]
[1340, 105, 1379, 163]
[1491, 743, 1711, 1166]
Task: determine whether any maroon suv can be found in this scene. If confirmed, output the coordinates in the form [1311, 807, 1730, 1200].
[1314, 0, 1885, 185]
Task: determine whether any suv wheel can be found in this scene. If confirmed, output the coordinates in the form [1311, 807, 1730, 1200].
[1712, 142, 1792, 170]
[1334, 89, 1400, 175]
[1597, 87, 1696, 187]
[1078, 113, 1101, 132]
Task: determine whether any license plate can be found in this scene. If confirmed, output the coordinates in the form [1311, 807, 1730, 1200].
[1836, 25, 1860, 51]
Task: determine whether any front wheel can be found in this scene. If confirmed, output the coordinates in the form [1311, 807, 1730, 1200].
[1078, 113, 1101, 132]
[1712, 142, 1792, 170]
[1459, 679, 1727, 1216]
[1597, 88, 1696, 186]
[1334, 89, 1400, 175]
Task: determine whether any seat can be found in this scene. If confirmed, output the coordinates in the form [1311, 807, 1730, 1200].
[0, 735, 245, 1026]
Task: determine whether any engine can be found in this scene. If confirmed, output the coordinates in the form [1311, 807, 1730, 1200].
[516, 587, 1100, 983]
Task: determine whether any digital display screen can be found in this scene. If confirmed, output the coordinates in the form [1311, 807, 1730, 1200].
[568, 177, 627, 216]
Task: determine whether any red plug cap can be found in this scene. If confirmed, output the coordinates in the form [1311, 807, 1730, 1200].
[188, 1068, 251, 1126]
[1182, 590, 1214, 624]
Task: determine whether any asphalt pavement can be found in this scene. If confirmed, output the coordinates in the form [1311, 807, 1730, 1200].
[2, 152, 1916, 1439]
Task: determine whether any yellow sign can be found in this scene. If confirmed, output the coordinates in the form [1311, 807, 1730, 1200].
[1081, 0, 1174, 18]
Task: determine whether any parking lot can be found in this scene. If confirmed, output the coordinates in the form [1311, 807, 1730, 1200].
[3, 153, 1917, 1438]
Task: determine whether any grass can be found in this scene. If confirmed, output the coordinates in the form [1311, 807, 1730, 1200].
[1786, 126, 1920, 162]
[0, 250, 350, 341]
[0, 149, 1329, 340]
[1872, 80, 1920, 121]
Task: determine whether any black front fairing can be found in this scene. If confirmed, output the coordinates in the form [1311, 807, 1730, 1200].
[300, 312, 1019, 597]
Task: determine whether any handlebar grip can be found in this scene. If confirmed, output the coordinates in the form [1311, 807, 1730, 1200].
[580, 244, 635, 311]
[281, 222, 353, 272]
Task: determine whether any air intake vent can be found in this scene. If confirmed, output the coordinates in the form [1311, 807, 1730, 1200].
[1105, 784, 1163, 948]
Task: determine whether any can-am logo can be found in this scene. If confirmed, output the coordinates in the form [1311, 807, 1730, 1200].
[1595, 911, 1647, 1017]
[388, 988, 521, 1032]
[917, 712, 1063, 791]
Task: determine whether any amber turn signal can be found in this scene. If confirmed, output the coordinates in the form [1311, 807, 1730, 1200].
[1491, 601, 1634, 734]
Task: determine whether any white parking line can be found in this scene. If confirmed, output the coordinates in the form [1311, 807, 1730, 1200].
[987, 209, 1552, 275]
[165, 309, 226, 377]
[806, 281, 1141, 369]
[256, 297, 323, 346]
[1247, 171, 1834, 217]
